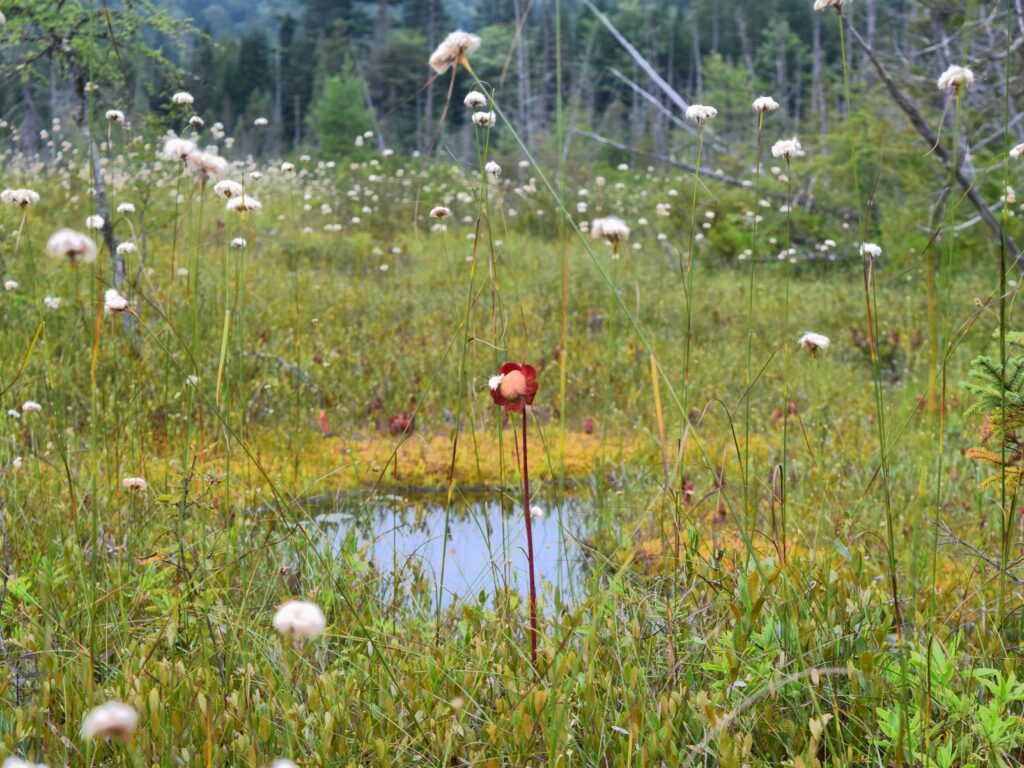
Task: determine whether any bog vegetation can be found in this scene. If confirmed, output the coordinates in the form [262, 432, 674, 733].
[1, 0, 1024, 766]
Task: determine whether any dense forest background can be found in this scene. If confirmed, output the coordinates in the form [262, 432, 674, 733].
[0, 0, 1020, 170]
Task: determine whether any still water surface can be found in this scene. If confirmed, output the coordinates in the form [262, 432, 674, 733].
[316, 495, 590, 605]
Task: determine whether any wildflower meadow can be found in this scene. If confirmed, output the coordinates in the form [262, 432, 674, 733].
[1, 0, 1024, 765]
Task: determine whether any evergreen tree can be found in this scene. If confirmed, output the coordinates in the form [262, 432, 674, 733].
[309, 58, 373, 156]
[228, 30, 271, 117]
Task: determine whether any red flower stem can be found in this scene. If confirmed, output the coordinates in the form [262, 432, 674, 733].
[522, 408, 538, 666]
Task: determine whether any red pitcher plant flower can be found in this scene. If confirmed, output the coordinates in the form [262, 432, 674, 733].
[488, 362, 538, 413]
[489, 361, 540, 666]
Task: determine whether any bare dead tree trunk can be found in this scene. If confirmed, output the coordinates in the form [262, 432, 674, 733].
[775, 30, 786, 103]
[710, 0, 719, 53]
[422, 2, 437, 154]
[273, 46, 283, 153]
[692, 10, 703, 97]
[19, 82, 40, 158]
[630, 61, 640, 166]
[812, 11, 827, 134]
[71, 66, 120, 286]
[846, 21, 1021, 267]
[736, 11, 755, 77]
[350, 55, 386, 150]
[89, 137, 122, 288]
[512, 0, 532, 145]
[537, 9, 550, 135]
[862, 0, 877, 84]
[562, 26, 599, 164]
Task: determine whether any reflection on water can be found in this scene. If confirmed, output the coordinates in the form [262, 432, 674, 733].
[316, 496, 588, 606]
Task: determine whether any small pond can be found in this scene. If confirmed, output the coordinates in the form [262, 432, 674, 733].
[315, 494, 593, 606]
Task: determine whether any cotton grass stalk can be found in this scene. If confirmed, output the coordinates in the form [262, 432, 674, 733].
[743, 95, 777, 556]
[775, 135, 801, 566]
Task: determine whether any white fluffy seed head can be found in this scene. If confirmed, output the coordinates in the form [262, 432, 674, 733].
[85, 215, 105, 230]
[122, 476, 147, 491]
[213, 180, 244, 199]
[464, 90, 487, 109]
[685, 104, 718, 123]
[272, 600, 326, 640]
[171, 91, 194, 105]
[1009, 143, 1024, 160]
[472, 111, 496, 128]
[428, 30, 481, 74]
[80, 701, 139, 741]
[591, 216, 630, 242]
[771, 138, 802, 160]
[752, 96, 780, 113]
[3, 757, 49, 768]
[104, 288, 129, 314]
[860, 242, 883, 259]
[799, 332, 831, 352]
[227, 196, 262, 213]
[47, 229, 97, 264]
[1, 188, 40, 206]
[429, 206, 452, 219]
[937, 65, 974, 91]
[161, 137, 197, 161]
[187, 151, 228, 182]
